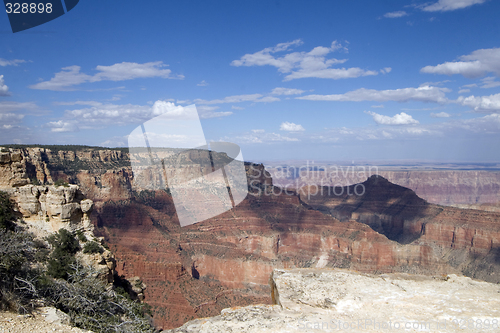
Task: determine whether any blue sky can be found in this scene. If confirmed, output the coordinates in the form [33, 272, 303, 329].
[1, 0, 500, 162]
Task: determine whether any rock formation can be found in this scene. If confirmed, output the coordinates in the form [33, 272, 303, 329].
[267, 165, 500, 207]
[1, 146, 499, 330]
[166, 268, 500, 333]
[300, 175, 500, 283]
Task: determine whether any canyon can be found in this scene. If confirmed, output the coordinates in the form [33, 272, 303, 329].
[1, 146, 499, 330]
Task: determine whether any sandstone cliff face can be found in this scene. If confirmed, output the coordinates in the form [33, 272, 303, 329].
[300, 175, 500, 283]
[95, 183, 458, 329]
[2, 146, 498, 330]
[166, 268, 500, 333]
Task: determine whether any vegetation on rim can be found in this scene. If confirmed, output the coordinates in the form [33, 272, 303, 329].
[0, 190, 156, 332]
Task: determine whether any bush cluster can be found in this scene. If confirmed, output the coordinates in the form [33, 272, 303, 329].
[0, 191, 156, 332]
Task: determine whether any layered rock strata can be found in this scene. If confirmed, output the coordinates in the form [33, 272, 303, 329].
[268, 166, 500, 206]
[300, 175, 500, 283]
[2, 146, 499, 330]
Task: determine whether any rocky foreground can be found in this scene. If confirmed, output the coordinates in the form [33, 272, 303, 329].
[167, 268, 500, 333]
[0, 308, 92, 333]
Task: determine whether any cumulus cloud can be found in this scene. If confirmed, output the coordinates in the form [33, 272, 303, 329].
[0, 75, 10, 96]
[194, 94, 280, 105]
[383, 11, 408, 18]
[365, 111, 419, 125]
[280, 122, 305, 131]
[297, 85, 450, 103]
[457, 93, 500, 112]
[0, 101, 38, 112]
[46, 120, 79, 132]
[420, 47, 500, 78]
[53, 101, 232, 131]
[231, 40, 380, 81]
[197, 80, 209, 86]
[421, 0, 488, 12]
[0, 58, 26, 66]
[225, 130, 299, 144]
[480, 77, 500, 89]
[458, 89, 471, 94]
[271, 87, 305, 95]
[30, 62, 182, 91]
[196, 105, 233, 119]
[431, 112, 451, 118]
[0, 113, 24, 123]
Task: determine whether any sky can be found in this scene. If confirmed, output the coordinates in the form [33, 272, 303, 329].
[1, 0, 500, 163]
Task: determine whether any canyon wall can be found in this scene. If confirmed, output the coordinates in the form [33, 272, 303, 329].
[300, 175, 500, 283]
[268, 166, 500, 206]
[2, 146, 499, 330]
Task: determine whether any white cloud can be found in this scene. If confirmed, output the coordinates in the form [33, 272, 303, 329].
[252, 129, 265, 133]
[0, 75, 10, 96]
[420, 47, 500, 78]
[371, 105, 384, 108]
[46, 120, 79, 132]
[431, 112, 451, 118]
[0, 101, 38, 112]
[194, 94, 280, 105]
[0, 113, 24, 123]
[422, 0, 487, 12]
[384, 11, 408, 18]
[457, 93, 500, 112]
[54, 100, 103, 107]
[380, 67, 392, 74]
[30, 62, 182, 91]
[226, 130, 299, 144]
[458, 89, 471, 94]
[297, 85, 450, 103]
[197, 80, 209, 86]
[280, 122, 305, 131]
[271, 87, 305, 95]
[54, 101, 233, 130]
[231, 105, 244, 110]
[365, 111, 419, 125]
[199, 111, 232, 119]
[231, 40, 379, 81]
[256, 96, 281, 103]
[100, 137, 127, 147]
[480, 77, 500, 89]
[0, 58, 26, 66]
[94, 62, 176, 81]
[196, 105, 233, 119]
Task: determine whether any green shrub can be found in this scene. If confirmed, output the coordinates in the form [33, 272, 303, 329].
[83, 241, 103, 254]
[75, 230, 87, 242]
[0, 194, 155, 332]
[46, 229, 80, 279]
[0, 191, 14, 230]
[54, 179, 69, 187]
